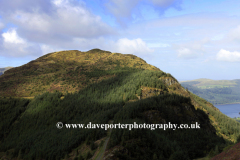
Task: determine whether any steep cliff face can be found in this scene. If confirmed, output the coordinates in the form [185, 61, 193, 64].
[160, 76, 178, 86]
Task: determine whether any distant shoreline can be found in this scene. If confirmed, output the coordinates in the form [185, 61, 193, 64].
[214, 102, 240, 106]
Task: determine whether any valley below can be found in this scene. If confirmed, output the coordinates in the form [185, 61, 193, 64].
[181, 79, 240, 105]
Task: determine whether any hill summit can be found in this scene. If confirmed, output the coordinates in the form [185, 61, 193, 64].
[0, 49, 159, 97]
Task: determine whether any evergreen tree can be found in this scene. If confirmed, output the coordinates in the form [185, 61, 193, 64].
[153, 153, 158, 160]
[214, 145, 219, 155]
[17, 150, 23, 160]
[78, 155, 84, 160]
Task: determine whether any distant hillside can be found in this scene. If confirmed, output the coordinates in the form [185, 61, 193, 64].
[0, 67, 13, 76]
[180, 79, 240, 105]
[0, 49, 240, 160]
[233, 117, 240, 123]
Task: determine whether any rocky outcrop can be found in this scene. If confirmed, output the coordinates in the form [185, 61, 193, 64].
[160, 77, 178, 86]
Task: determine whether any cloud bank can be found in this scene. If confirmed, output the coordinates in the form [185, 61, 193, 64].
[217, 49, 240, 62]
[1, 28, 41, 57]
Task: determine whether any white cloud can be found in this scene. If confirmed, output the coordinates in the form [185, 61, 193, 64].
[114, 38, 154, 55]
[147, 13, 238, 29]
[211, 34, 224, 41]
[211, 25, 240, 52]
[216, 49, 240, 62]
[41, 44, 61, 55]
[105, 0, 140, 26]
[227, 25, 240, 42]
[1, 28, 41, 57]
[176, 47, 202, 59]
[174, 39, 208, 59]
[6, 0, 114, 46]
[147, 42, 170, 48]
[71, 37, 154, 55]
[177, 47, 191, 57]
[104, 0, 183, 26]
[74, 37, 154, 55]
[126, 13, 240, 53]
[105, 0, 139, 17]
[0, 22, 4, 30]
[38, 37, 153, 56]
[0, 0, 53, 14]
[2, 29, 25, 44]
[53, 0, 64, 6]
[14, 11, 51, 33]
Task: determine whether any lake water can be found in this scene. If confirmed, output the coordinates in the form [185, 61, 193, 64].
[215, 104, 240, 118]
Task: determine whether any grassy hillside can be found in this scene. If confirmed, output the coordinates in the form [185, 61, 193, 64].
[0, 49, 240, 160]
[0, 67, 13, 76]
[0, 49, 159, 98]
[180, 79, 240, 105]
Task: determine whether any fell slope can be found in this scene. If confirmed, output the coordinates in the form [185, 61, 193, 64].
[0, 49, 158, 98]
[0, 49, 240, 160]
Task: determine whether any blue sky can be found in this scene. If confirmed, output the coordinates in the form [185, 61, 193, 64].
[0, 0, 240, 81]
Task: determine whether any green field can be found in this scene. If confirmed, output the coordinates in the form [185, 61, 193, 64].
[198, 85, 234, 89]
[181, 79, 237, 87]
